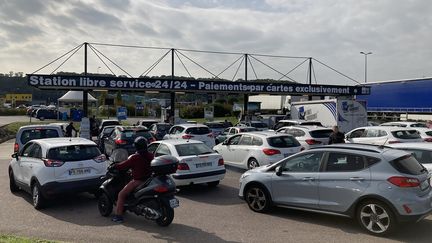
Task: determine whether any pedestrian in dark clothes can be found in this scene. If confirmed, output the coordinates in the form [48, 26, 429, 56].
[329, 125, 345, 144]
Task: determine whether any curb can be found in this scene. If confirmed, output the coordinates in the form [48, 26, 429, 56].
[0, 135, 14, 144]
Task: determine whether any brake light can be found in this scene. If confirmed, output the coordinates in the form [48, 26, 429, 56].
[43, 159, 65, 167]
[387, 176, 420, 187]
[182, 134, 194, 139]
[93, 154, 107, 163]
[115, 139, 127, 145]
[154, 185, 168, 193]
[14, 143, 19, 153]
[388, 140, 401, 144]
[305, 139, 322, 145]
[424, 138, 432, 142]
[177, 163, 190, 170]
[263, 148, 281, 156]
[218, 158, 224, 166]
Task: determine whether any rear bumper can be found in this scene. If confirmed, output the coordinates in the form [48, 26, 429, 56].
[397, 208, 432, 222]
[172, 169, 226, 186]
[40, 177, 104, 198]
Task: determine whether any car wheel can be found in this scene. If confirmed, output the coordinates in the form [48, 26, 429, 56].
[247, 158, 260, 170]
[9, 169, 19, 193]
[245, 185, 271, 213]
[357, 200, 396, 236]
[32, 182, 46, 210]
[207, 181, 219, 187]
[156, 204, 174, 227]
[98, 192, 113, 217]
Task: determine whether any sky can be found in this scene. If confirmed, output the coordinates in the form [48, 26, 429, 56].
[1, 0, 431, 85]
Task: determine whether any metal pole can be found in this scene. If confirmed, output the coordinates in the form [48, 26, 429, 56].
[308, 57, 312, 101]
[83, 42, 88, 118]
[243, 54, 248, 120]
[364, 54, 368, 84]
[170, 48, 175, 123]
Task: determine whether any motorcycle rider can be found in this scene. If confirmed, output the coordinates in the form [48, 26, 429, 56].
[111, 137, 154, 223]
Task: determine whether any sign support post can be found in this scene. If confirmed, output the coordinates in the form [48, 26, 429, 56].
[83, 42, 88, 118]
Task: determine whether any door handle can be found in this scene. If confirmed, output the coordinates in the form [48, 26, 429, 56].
[349, 177, 365, 181]
[302, 177, 315, 181]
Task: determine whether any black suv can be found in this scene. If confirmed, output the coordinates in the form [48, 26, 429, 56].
[103, 126, 156, 157]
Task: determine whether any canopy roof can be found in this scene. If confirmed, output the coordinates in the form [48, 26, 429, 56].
[58, 91, 97, 102]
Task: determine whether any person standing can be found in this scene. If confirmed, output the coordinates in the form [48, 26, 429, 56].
[329, 125, 345, 144]
[65, 122, 77, 137]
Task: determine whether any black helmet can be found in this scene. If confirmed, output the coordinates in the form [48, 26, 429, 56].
[134, 136, 148, 152]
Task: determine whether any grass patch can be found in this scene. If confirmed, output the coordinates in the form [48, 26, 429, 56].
[0, 234, 60, 243]
[3, 121, 52, 135]
[192, 116, 239, 125]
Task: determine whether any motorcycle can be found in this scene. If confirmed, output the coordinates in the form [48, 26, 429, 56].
[97, 152, 179, 226]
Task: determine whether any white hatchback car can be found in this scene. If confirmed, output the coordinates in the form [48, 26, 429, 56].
[277, 126, 333, 150]
[213, 132, 302, 169]
[345, 126, 424, 145]
[412, 128, 432, 142]
[388, 143, 432, 174]
[163, 124, 215, 148]
[148, 140, 225, 186]
[9, 138, 108, 209]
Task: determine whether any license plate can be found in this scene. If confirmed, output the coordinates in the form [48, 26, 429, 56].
[196, 162, 212, 168]
[69, 168, 91, 176]
[169, 198, 179, 208]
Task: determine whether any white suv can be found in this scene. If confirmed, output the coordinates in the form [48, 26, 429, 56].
[277, 126, 333, 149]
[345, 126, 424, 145]
[163, 124, 215, 147]
[9, 138, 108, 209]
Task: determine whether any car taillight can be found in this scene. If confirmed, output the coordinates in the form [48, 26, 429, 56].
[387, 176, 420, 187]
[177, 163, 190, 170]
[43, 159, 65, 167]
[182, 134, 194, 139]
[388, 140, 401, 144]
[93, 154, 107, 163]
[305, 139, 322, 145]
[115, 139, 127, 145]
[14, 143, 19, 153]
[424, 138, 432, 142]
[218, 158, 224, 166]
[263, 148, 281, 156]
[154, 185, 168, 193]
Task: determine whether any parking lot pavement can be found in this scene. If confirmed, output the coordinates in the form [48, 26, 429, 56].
[0, 139, 431, 243]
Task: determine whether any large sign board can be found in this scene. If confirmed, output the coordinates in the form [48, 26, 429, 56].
[27, 74, 371, 96]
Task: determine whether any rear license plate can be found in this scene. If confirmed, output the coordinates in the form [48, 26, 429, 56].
[169, 198, 179, 208]
[196, 162, 212, 168]
[69, 168, 91, 176]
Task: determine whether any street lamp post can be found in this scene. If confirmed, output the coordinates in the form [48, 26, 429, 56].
[360, 51, 372, 83]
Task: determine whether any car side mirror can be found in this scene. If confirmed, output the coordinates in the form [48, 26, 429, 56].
[11, 152, 19, 160]
[275, 166, 283, 176]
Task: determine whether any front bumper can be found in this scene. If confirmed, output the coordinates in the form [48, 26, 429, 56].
[40, 177, 104, 198]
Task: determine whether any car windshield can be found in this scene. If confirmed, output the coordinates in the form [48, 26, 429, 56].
[157, 124, 171, 131]
[47, 145, 101, 161]
[103, 127, 115, 135]
[121, 130, 153, 140]
[186, 127, 211, 135]
[391, 130, 421, 139]
[205, 123, 225, 128]
[103, 121, 120, 127]
[390, 155, 426, 175]
[20, 129, 59, 144]
[267, 136, 300, 148]
[251, 122, 268, 128]
[301, 122, 323, 126]
[309, 129, 333, 138]
[175, 143, 214, 156]
[240, 127, 258, 132]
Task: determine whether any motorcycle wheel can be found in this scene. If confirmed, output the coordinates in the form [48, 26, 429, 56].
[98, 193, 113, 217]
[156, 204, 174, 227]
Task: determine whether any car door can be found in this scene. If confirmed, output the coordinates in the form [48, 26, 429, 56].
[218, 135, 242, 164]
[345, 128, 366, 143]
[318, 152, 372, 212]
[236, 135, 255, 162]
[13, 142, 35, 183]
[271, 152, 323, 208]
[21, 143, 44, 186]
[361, 128, 386, 145]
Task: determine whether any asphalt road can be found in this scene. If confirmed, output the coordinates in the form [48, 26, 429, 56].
[0, 140, 431, 243]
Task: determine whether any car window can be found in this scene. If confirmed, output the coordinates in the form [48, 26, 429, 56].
[294, 129, 306, 137]
[391, 130, 421, 139]
[411, 123, 427, 128]
[28, 144, 42, 158]
[349, 129, 365, 138]
[390, 155, 426, 175]
[281, 152, 323, 172]
[309, 129, 333, 138]
[147, 143, 159, 154]
[186, 127, 211, 135]
[175, 143, 213, 156]
[325, 152, 365, 172]
[267, 136, 300, 148]
[425, 131, 432, 136]
[252, 137, 263, 146]
[365, 129, 381, 137]
[401, 149, 432, 164]
[109, 129, 117, 139]
[103, 127, 115, 136]
[239, 135, 253, 145]
[47, 145, 101, 161]
[155, 144, 171, 157]
[228, 135, 241, 145]
[20, 128, 60, 145]
[21, 143, 35, 157]
[378, 130, 388, 136]
[222, 128, 230, 135]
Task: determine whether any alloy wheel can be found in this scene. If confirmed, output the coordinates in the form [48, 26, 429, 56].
[360, 203, 390, 234]
[246, 187, 267, 211]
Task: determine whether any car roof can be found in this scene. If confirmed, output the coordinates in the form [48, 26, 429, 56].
[381, 121, 424, 125]
[242, 131, 294, 138]
[117, 126, 149, 131]
[175, 123, 208, 128]
[101, 119, 120, 123]
[278, 119, 320, 123]
[351, 126, 420, 132]
[312, 143, 410, 159]
[153, 139, 203, 145]
[34, 137, 96, 147]
[139, 119, 160, 122]
[388, 142, 432, 149]
[279, 125, 331, 131]
[19, 124, 62, 130]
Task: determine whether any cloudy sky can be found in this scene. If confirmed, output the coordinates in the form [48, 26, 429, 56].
[1, 0, 431, 85]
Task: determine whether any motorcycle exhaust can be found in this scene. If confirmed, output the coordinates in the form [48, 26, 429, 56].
[135, 205, 161, 220]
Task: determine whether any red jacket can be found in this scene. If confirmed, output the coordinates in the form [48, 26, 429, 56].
[115, 152, 154, 180]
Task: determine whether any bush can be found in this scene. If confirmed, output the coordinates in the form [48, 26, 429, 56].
[213, 103, 233, 117]
[181, 105, 204, 118]
[0, 108, 27, 116]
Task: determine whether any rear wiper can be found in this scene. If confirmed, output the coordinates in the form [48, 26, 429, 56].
[420, 168, 428, 173]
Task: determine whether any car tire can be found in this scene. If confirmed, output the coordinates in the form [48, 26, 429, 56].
[32, 181, 46, 210]
[9, 169, 19, 193]
[356, 199, 397, 236]
[98, 192, 113, 217]
[207, 181, 219, 187]
[245, 184, 271, 213]
[247, 158, 260, 170]
[156, 204, 174, 227]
